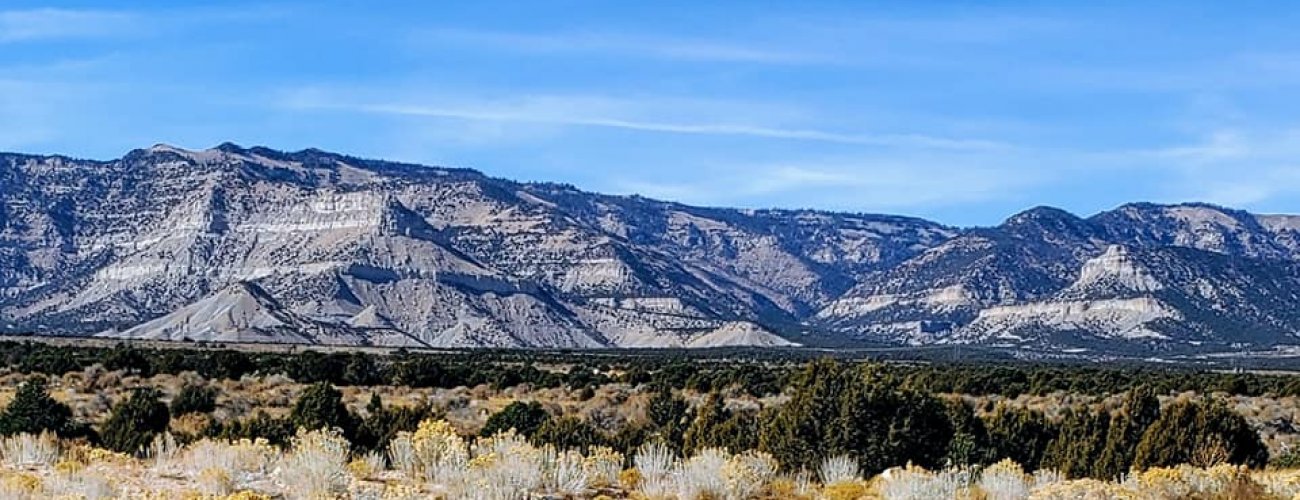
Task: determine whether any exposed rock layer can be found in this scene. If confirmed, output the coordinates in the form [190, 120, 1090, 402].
[4, 145, 1300, 351]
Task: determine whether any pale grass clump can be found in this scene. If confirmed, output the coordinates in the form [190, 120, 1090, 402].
[674, 447, 729, 499]
[196, 466, 234, 496]
[977, 459, 1031, 500]
[43, 468, 117, 500]
[0, 472, 42, 500]
[582, 446, 623, 488]
[146, 432, 179, 469]
[156, 435, 276, 489]
[635, 442, 678, 499]
[818, 454, 860, 485]
[1031, 468, 1064, 489]
[348, 450, 386, 479]
[1180, 463, 1244, 494]
[0, 432, 60, 469]
[877, 464, 972, 500]
[276, 428, 351, 500]
[723, 450, 779, 499]
[459, 432, 544, 497]
[388, 418, 468, 486]
[542, 446, 588, 496]
[1252, 468, 1300, 498]
[1029, 478, 1129, 499]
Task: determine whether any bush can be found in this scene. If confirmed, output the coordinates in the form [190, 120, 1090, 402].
[532, 416, 605, 453]
[0, 376, 74, 437]
[170, 383, 218, 416]
[1133, 398, 1268, 469]
[354, 394, 429, 452]
[759, 359, 954, 475]
[289, 382, 356, 438]
[985, 404, 1055, 472]
[480, 401, 549, 438]
[100, 387, 171, 455]
[206, 410, 294, 446]
[646, 387, 690, 450]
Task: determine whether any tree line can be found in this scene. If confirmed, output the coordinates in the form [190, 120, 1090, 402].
[3, 341, 1300, 399]
[0, 358, 1275, 477]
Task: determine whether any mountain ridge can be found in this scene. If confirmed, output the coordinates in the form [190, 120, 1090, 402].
[4, 143, 1300, 353]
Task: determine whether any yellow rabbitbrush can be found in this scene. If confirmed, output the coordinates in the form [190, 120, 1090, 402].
[0, 421, 1295, 499]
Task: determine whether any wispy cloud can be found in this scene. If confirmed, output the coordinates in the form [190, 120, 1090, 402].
[0, 8, 137, 43]
[419, 28, 835, 65]
[609, 159, 1041, 211]
[285, 91, 1006, 151]
[1118, 128, 1300, 207]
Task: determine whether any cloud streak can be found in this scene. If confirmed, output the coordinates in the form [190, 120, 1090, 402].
[419, 28, 836, 65]
[610, 159, 1042, 212]
[0, 8, 136, 43]
[286, 92, 1006, 151]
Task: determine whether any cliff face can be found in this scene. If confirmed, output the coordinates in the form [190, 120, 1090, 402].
[4, 144, 1300, 352]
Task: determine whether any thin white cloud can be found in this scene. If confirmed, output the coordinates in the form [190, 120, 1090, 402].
[285, 91, 1006, 151]
[609, 159, 1041, 211]
[1127, 128, 1300, 207]
[0, 8, 136, 43]
[420, 28, 836, 65]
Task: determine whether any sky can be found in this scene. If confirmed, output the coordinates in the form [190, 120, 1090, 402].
[4, 1, 1300, 226]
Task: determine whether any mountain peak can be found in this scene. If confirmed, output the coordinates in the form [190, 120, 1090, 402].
[1003, 206, 1081, 226]
[213, 142, 246, 154]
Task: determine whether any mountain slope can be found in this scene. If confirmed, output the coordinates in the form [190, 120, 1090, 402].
[815, 205, 1300, 351]
[5, 143, 1300, 352]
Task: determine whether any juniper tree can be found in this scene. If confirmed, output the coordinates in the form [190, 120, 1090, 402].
[1095, 384, 1161, 479]
[100, 387, 170, 455]
[0, 376, 74, 436]
[480, 401, 549, 438]
[1133, 398, 1267, 469]
[289, 382, 357, 438]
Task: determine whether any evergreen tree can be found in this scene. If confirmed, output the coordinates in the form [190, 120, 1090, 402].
[646, 386, 691, 450]
[354, 394, 429, 452]
[169, 383, 217, 416]
[759, 358, 851, 471]
[289, 382, 356, 437]
[759, 359, 954, 474]
[1133, 399, 1267, 469]
[944, 399, 993, 468]
[1095, 385, 1161, 479]
[100, 387, 170, 455]
[480, 401, 550, 438]
[1042, 407, 1110, 478]
[0, 376, 74, 436]
[831, 378, 953, 475]
[986, 404, 1056, 471]
[683, 392, 729, 455]
[532, 416, 606, 453]
[207, 410, 293, 446]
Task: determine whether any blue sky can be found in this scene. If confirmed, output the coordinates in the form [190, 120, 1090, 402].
[4, 1, 1300, 225]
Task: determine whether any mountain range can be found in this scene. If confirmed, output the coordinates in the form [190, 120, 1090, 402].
[3, 143, 1299, 353]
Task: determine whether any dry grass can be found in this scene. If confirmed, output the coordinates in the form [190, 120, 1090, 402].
[0, 424, 1294, 499]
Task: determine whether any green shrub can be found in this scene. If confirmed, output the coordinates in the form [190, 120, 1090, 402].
[206, 410, 294, 445]
[0, 376, 74, 437]
[169, 383, 217, 416]
[480, 401, 549, 438]
[532, 416, 606, 453]
[1133, 398, 1268, 469]
[100, 387, 171, 455]
[355, 394, 429, 452]
[289, 382, 357, 437]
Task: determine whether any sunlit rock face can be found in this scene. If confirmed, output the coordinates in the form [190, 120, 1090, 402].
[5, 144, 1300, 352]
